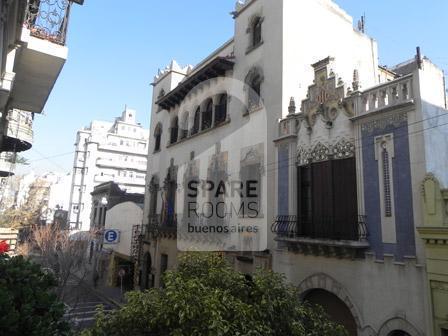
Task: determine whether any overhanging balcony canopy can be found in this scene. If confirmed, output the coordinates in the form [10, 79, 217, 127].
[155, 57, 234, 110]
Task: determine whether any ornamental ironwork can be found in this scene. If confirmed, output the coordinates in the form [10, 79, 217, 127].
[25, 0, 73, 45]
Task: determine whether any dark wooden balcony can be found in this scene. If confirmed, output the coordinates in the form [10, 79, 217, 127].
[271, 215, 369, 259]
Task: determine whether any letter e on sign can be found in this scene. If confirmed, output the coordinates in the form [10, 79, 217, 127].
[104, 229, 120, 244]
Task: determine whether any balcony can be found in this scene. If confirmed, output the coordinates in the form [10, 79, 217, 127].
[0, 153, 16, 177]
[96, 158, 147, 171]
[98, 143, 148, 156]
[145, 215, 177, 240]
[9, 0, 82, 113]
[357, 74, 414, 116]
[271, 215, 369, 259]
[2, 110, 33, 152]
[94, 174, 146, 186]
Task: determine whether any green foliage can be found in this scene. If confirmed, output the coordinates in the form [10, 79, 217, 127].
[0, 254, 71, 336]
[84, 253, 348, 336]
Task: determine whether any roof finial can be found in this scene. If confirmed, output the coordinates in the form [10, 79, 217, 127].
[288, 97, 296, 115]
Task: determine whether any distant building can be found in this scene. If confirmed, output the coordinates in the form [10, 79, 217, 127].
[88, 182, 144, 291]
[68, 109, 149, 231]
[90, 181, 144, 230]
[103, 201, 144, 291]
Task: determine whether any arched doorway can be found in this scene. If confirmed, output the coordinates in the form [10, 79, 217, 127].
[303, 289, 357, 336]
[388, 331, 411, 336]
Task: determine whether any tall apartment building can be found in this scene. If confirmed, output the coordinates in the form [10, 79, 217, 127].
[68, 108, 149, 231]
[0, 0, 83, 176]
[135, 0, 448, 335]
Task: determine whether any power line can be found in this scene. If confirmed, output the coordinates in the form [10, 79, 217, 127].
[27, 151, 75, 163]
[29, 148, 69, 172]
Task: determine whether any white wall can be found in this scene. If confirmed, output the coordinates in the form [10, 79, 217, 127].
[104, 201, 143, 257]
[282, 0, 379, 119]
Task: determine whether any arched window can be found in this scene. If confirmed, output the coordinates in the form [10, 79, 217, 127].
[180, 113, 189, 139]
[249, 73, 262, 109]
[252, 17, 262, 47]
[154, 123, 162, 152]
[170, 117, 179, 144]
[191, 108, 200, 135]
[202, 99, 213, 130]
[215, 94, 227, 125]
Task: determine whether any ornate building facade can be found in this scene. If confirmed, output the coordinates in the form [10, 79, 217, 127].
[272, 53, 447, 335]
[138, 1, 447, 335]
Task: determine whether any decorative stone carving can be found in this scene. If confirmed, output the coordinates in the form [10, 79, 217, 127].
[297, 147, 311, 166]
[241, 144, 265, 176]
[421, 173, 448, 226]
[311, 142, 330, 162]
[333, 139, 356, 159]
[278, 114, 300, 138]
[301, 57, 347, 128]
[297, 139, 355, 166]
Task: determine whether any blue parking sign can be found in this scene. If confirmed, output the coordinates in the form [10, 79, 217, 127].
[104, 229, 120, 244]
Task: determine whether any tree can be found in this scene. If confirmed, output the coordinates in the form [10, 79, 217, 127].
[0, 178, 51, 229]
[0, 253, 72, 336]
[83, 253, 348, 336]
[28, 224, 89, 300]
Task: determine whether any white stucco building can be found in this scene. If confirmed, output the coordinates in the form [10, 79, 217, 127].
[139, 0, 383, 288]
[135, 0, 448, 335]
[68, 108, 149, 231]
[103, 201, 144, 289]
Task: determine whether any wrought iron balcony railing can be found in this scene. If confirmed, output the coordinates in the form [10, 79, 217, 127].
[271, 215, 368, 242]
[146, 214, 177, 239]
[24, 0, 75, 46]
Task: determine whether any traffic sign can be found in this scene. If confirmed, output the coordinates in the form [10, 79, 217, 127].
[104, 229, 120, 244]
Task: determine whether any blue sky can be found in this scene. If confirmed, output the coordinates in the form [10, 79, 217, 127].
[22, 0, 448, 174]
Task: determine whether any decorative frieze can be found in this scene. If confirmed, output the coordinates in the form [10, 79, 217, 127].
[332, 139, 356, 159]
[360, 111, 408, 135]
[297, 138, 355, 166]
[311, 142, 330, 162]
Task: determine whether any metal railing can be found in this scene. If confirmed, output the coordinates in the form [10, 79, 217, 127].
[24, 0, 73, 45]
[271, 215, 368, 241]
[146, 214, 177, 238]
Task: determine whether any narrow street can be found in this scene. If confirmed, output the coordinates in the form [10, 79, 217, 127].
[62, 276, 119, 331]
